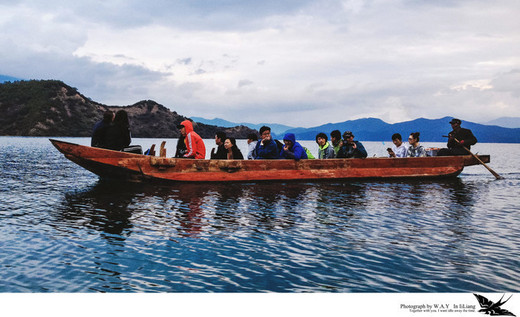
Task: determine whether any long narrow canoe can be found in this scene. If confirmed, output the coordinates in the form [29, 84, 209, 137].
[50, 139, 490, 183]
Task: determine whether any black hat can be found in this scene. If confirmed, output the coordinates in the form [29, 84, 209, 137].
[449, 118, 461, 124]
[177, 124, 185, 128]
[343, 131, 354, 139]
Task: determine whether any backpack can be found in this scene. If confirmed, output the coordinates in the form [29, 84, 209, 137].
[274, 139, 284, 153]
[304, 147, 315, 159]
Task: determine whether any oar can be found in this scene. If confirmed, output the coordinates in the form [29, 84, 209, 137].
[451, 137, 503, 179]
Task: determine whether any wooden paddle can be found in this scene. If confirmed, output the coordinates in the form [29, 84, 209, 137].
[453, 138, 503, 179]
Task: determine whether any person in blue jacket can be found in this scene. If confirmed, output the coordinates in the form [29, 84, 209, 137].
[280, 133, 308, 160]
[255, 126, 280, 159]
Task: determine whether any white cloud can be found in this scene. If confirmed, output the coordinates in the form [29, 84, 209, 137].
[1, 0, 520, 126]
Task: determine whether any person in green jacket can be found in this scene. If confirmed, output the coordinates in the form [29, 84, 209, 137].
[316, 133, 335, 159]
[330, 130, 343, 156]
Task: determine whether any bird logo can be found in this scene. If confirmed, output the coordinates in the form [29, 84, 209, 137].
[474, 294, 516, 316]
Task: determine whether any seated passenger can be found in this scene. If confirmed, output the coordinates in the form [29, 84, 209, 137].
[105, 110, 131, 151]
[246, 132, 258, 160]
[406, 132, 426, 157]
[280, 133, 307, 160]
[224, 137, 244, 160]
[174, 135, 187, 158]
[387, 133, 407, 158]
[255, 126, 280, 159]
[330, 130, 343, 156]
[337, 131, 367, 158]
[437, 118, 477, 156]
[91, 110, 114, 148]
[210, 131, 227, 159]
[178, 119, 206, 159]
[316, 132, 335, 159]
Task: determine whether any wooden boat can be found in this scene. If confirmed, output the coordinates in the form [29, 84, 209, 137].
[50, 139, 490, 183]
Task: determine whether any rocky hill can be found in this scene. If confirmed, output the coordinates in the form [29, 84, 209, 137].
[0, 80, 256, 138]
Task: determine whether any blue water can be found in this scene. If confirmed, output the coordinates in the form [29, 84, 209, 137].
[1, 137, 519, 292]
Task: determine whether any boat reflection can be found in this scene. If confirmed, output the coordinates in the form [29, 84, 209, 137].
[54, 178, 477, 243]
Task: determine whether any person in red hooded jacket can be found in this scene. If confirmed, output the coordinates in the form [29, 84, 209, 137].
[177, 120, 206, 159]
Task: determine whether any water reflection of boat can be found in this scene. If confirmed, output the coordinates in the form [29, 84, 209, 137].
[50, 139, 491, 183]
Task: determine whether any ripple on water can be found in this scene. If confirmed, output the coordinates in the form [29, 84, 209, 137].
[1, 138, 520, 292]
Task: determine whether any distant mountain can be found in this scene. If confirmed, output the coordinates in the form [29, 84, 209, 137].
[192, 115, 520, 143]
[3, 80, 518, 142]
[191, 116, 295, 137]
[483, 117, 520, 129]
[285, 117, 520, 143]
[0, 80, 256, 138]
[0, 75, 20, 83]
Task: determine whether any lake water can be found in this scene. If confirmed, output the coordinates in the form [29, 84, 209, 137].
[1, 137, 519, 292]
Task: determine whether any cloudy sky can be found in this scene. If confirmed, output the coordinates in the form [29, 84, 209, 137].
[1, 0, 519, 127]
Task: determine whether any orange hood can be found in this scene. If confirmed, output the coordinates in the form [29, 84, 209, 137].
[180, 120, 194, 134]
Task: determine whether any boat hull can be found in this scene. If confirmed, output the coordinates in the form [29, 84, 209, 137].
[50, 139, 490, 183]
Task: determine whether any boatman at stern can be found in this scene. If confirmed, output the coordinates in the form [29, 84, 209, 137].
[178, 120, 206, 159]
[437, 118, 477, 156]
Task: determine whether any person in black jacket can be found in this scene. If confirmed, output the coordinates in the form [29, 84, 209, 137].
[105, 110, 131, 151]
[91, 110, 114, 148]
[223, 137, 244, 159]
[438, 118, 477, 156]
[210, 131, 228, 159]
[337, 131, 367, 158]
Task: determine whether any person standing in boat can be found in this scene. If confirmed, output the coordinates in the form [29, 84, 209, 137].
[210, 131, 227, 159]
[255, 126, 280, 159]
[224, 137, 244, 159]
[330, 130, 343, 156]
[280, 133, 308, 160]
[178, 119, 206, 159]
[406, 132, 427, 157]
[337, 131, 367, 158]
[437, 118, 478, 156]
[105, 110, 131, 151]
[91, 110, 114, 148]
[316, 133, 335, 159]
[246, 132, 258, 159]
[387, 133, 408, 158]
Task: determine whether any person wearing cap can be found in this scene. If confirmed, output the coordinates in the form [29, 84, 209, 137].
[337, 131, 367, 158]
[280, 133, 308, 160]
[437, 118, 477, 156]
[177, 119, 206, 159]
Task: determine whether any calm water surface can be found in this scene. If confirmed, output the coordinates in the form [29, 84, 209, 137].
[1, 137, 519, 292]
